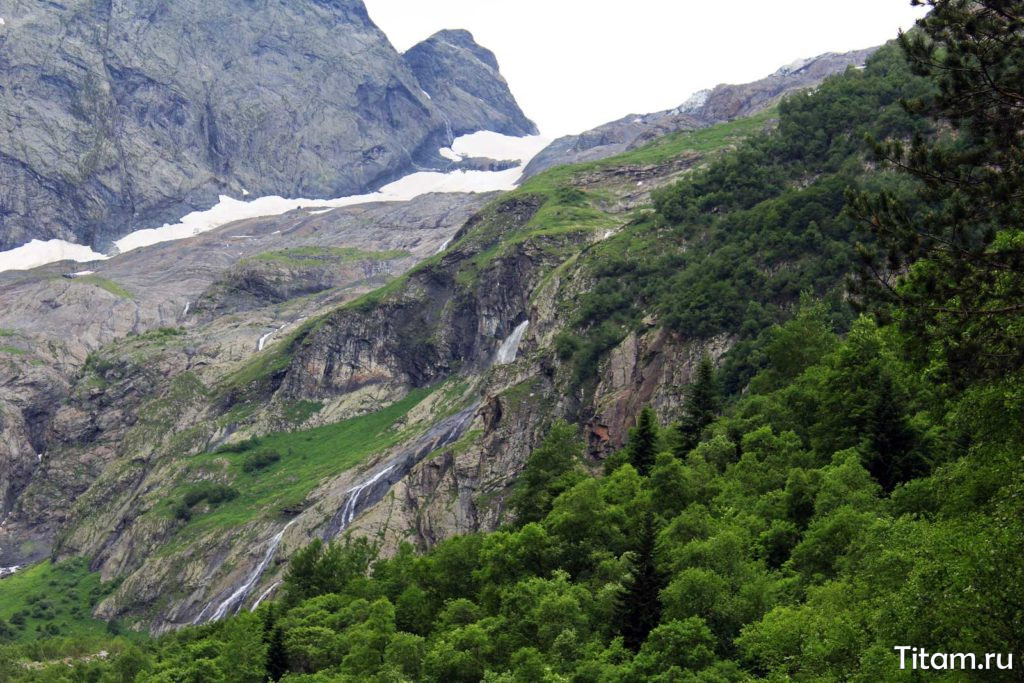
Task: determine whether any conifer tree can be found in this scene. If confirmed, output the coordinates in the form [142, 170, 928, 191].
[627, 407, 659, 476]
[617, 511, 665, 651]
[266, 626, 289, 681]
[510, 420, 584, 524]
[675, 355, 721, 456]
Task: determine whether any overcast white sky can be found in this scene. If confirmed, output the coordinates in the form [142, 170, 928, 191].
[363, 0, 927, 137]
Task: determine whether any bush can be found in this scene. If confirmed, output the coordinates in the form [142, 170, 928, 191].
[242, 450, 281, 473]
[175, 483, 239, 521]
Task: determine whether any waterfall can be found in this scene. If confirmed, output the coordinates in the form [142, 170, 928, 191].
[194, 518, 298, 624]
[193, 404, 480, 624]
[251, 581, 282, 610]
[335, 464, 395, 532]
[182, 301, 191, 318]
[443, 115, 454, 147]
[257, 324, 285, 352]
[434, 236, 453, 255]
[494, 320, 529, 365]
[322, 404, 480, 541]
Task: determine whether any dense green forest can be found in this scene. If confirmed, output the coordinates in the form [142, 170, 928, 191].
[2, 1, 1022, 680]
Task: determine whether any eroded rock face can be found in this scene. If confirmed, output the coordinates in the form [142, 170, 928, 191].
[586, 328, 733, 455]
[0, 104, 739, 631]
[403, 29, 538, 139]
[278, 195, 548, 401]
[0, 1, 529, 250]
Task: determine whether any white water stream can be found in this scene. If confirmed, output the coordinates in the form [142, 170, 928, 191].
[193, 316, 529, 621]
[494, 320, 529, 365]
[434, 236, 454, 255]
[194, 518, 299, 624]
[257, 324, 285, 352]
[336, 464, 395, 531]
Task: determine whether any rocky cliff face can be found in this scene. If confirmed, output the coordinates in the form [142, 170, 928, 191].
[403, 29, 538, 140]
[0, 189, 490, 571]
[0, 1, 531, 251]
[523, 48, 876, 177]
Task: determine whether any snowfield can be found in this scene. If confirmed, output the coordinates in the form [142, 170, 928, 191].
[449, 131, 550, 162]
[0, 239, 108, 273]
[0, 132, 549, 273]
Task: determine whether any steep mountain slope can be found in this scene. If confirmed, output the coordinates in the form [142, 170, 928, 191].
[0, 0, 533, 251]
[1, 41, 927, 638]
[0, 102, 767, 631]
[523, 47, 876, 177]
[0, 190, 491, 561]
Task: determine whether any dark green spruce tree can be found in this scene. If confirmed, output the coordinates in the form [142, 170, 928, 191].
[616, 511, 665, 651]
[675, 355, 721, 456]
[627, 407, 659, 476]
[266, 626, 288, 681]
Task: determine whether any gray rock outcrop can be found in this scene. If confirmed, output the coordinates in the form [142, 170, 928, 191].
[403, 29, 538, 140]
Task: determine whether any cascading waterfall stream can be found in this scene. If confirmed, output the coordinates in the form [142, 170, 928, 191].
[194, 518, 298, 624]
[434, 236, 454, 254]
[321, 403, 480, 542]
[335, 464, 396, 533]
[195, 315, 530, 623]
[494, 320, 529, 365]
[257, 324, 285, 352]
[252, 580, 283, 610]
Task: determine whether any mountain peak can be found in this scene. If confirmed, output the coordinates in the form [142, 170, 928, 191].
[404, 30, 538, 138]
[420, 29, 502, 71]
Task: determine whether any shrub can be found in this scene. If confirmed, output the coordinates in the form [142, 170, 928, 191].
[242, 450, 281, 473]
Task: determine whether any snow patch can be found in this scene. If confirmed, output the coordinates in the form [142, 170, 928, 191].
[0, 18, 6, 27]
[113, 136, 546, 255]
[307, 208, 333, 216]
[3, 132, 549, 270]
[420, 89, 432, 100]
[0, 565, 20, 578]
[449, 131, 549, 163]
[777, 56, 814, 76]
[439, 146, 463, 162]
[0, 239, 107, 273]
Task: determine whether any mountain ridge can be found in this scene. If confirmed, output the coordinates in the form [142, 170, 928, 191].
[523, 47, 877, 177]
